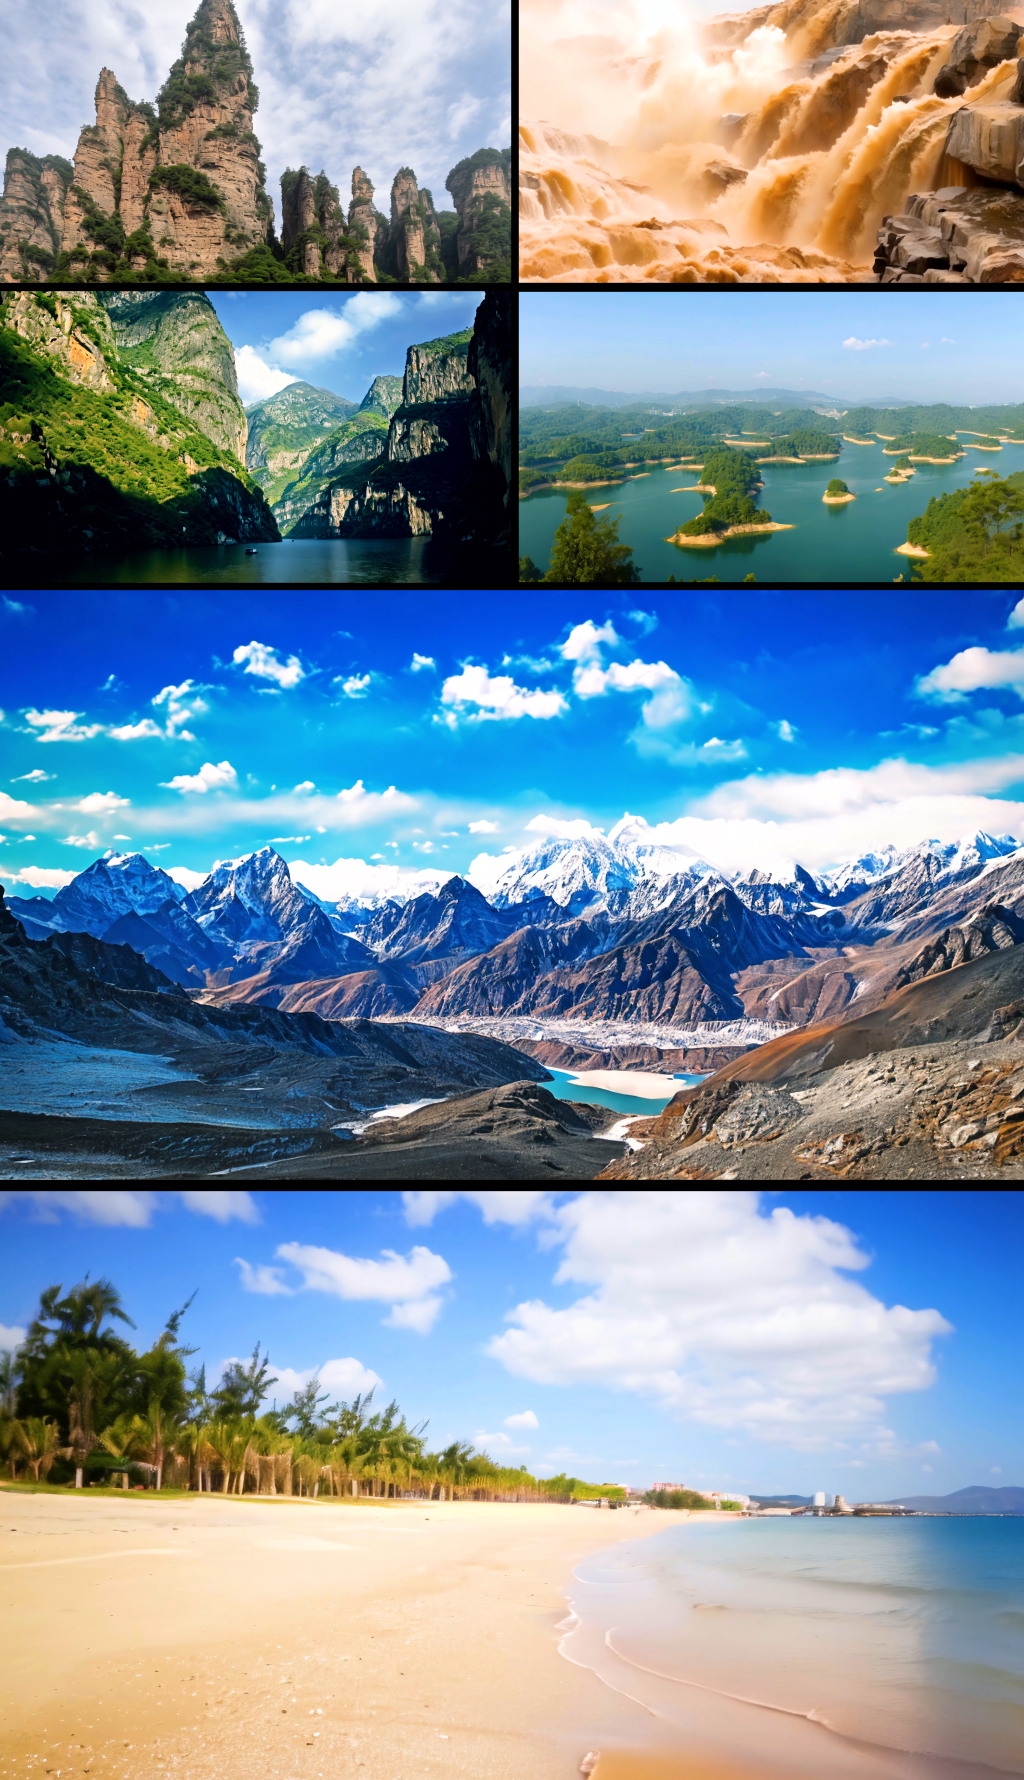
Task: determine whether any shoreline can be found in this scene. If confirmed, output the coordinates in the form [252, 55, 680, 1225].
[895, 541, 930, 557]
[0, 1492, 698, 1780]
[666, 523, 794, 547]
[822, 492, 855, 503]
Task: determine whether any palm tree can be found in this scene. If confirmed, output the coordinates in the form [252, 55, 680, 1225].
[98, 1413, 147, 1489]
[0, 1414, 26, 1480]
[19, 1417, 66, 1482]
[205, 1419, 247, 1493]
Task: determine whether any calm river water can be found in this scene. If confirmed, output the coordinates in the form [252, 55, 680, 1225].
[57, 537, 463, 585]
[519, 435, 1024, 583]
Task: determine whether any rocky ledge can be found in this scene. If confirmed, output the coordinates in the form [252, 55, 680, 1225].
[874, 184, 1024, 282]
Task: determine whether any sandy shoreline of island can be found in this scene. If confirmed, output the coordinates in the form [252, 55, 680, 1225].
[0, 1491, 733, 1780]
[895, 541, 930, 557]
[665, 523, 794, 547]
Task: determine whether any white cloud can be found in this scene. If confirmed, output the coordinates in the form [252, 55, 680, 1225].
[504, 1410, 539, 1429]
[152, 679, 207, 738]
[485, 1192, 952, 1449]
[472, 1428, 530, 1455]
[233, 641, 305, 689]
[1008, 600, 1024, 631]
[288, 854, 443, 903]
[524, 814, 602, 841]
[109, 718, 164, 741]
[269, 834, 311, 844]
[410, 653, 436, 672]
[402, 1190, 556, 1226]
[274, 1241, 451, 1332]
[634, 753, 1024, 873]
[165, 865, 207, 891]
[574, 658, 681, 703]
[293, 780, 316, 793]
[560, 620, 619, 664]
[267, 294, 404, 366]
[628, 610, 658, 636]
[916, 646, 1024, 701]
[0, 865, 77, 888]
[161, 760, 238, 795]
[270, 1357, 382, 1402]
[992, 1465, 1003, 1474]
[468, 819, 499, 833]
[842, 338, 892, 350]
[446, 92, 483, 136]
[2, 597, 33, 617]
[75, 791, 130, 814]
[440, 664, 568, 723]
[384, 1296, 444, 1333]
[0, 1322, 27, 1351]
[23, 708, 104, 743]
[11, 770, 52, 783]
[62, 831, 102, 849]
[337, 673, 371, 698]
[0, 791, 38, 819]
[235, 1258, 293, 1295]
[0, 1189, 256, 1226]
[236, 346, 297, 406]
[777, 719, 797, 743]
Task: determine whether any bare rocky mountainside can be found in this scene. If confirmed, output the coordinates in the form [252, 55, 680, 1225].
[0, 288, 277, 560]
[0, 0, 510, 285]
[260, 290, 510, 551]
[14, 821, 1024, 1178]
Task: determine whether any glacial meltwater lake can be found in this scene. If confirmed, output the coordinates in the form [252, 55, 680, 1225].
[56, 537, 466, 586]
[545, 1067, 707, 1117]
[519, 435, 1024, 583]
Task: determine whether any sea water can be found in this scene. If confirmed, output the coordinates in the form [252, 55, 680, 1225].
[562, 1514, 1024, 1778]
[519, 442, 1024, 584]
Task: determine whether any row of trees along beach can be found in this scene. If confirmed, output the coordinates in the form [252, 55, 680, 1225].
[0, 1278, 626, 1503]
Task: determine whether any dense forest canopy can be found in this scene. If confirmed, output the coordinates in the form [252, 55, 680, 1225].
[0, 1279, 624, 1502]
[906, 469, 1024, 584]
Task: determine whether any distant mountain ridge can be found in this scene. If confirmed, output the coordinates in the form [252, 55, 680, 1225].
[519, 385, 918, 410]
[881, 1485, 1024, 1511]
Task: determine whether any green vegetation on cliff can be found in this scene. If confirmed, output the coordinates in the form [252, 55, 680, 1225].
[413, 328, 473, 357]
[148, 164, 225, 212]
[0, 298, 276, 557]
[906, 470, 1024, 582]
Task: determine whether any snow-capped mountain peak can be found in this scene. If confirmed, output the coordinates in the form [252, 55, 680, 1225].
[185, 846, 322, 939]
[48, 850, 188, 936]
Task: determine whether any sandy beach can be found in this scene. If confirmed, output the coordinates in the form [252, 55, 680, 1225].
[0, 1491, 700, 1780]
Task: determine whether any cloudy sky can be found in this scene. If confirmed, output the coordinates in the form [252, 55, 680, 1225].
[0, 1187, 1015, 1498]
[8, 592, 1024, 900]
[521, 292, 1024, 405]
[207, 291, 485, 406]
[6, 0, 510, 234]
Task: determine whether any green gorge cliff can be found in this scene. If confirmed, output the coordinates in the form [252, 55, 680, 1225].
[244, 381, 359, 505]
[0, 290, 277, 559]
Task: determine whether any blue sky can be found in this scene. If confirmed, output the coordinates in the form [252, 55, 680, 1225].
[0, 1188, 1018, 1499]
[521, 293, 1024, 406]
[207, 292, 485, 406]
[9, 591, 1024, 900]
[6, 0, 509, 238]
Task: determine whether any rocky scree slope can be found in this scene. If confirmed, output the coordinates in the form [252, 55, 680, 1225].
[0, 0, 274, 285]
[0, 289, 277, 557]
[0, 887, 551, 1125]
[597, 941, 1024, 1180]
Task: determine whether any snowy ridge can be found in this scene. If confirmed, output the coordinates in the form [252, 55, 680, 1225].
[408, 1016, 797, 1049]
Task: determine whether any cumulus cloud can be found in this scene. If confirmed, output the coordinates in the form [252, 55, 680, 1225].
[0, 1189, 257, 1226]
[504, 1410, 539, 1429]
[628, 610, 658, 635]
[11, 770, 52, 783]
[916, 646, 1024, 702]
[842, 338, 892, 350]
[777, 719, 797, 742]
[485, 1192, 952, 1449]
[234, 1258, 293, 1295]
[23, 708, 104, 743]
[0, 791, 38, 820]
[272, 1240, 452, 1330]
[1008, 600, 1024, 631]
[287, 854, 446, 903]
[472, 1428, 530, 1455]
[337, 673, 371, 698]
[0, 865, 77, 889]
[74, 791, 130, 814]
[165, 865, 207, 891]
[270, 1357, 382, 1402]
[236, 346, 297, 406]
[267, 294, 404, 365]
[403, 1190, 556, 1226]
[523, 814, 602, 841]
[62, 831, 103, 849]
[108, 719, 164, 741]
[560, 620, 619, 664]
[468, 819, 499, 833]
[0, 1322, 27, 1351]
[558, 616, 696, 735]
[161, 760, 238, 795]
[233, 641, 305, 689]
[410, 653, 436, 672]
[151, 679, 208, 738]
[439, 664, 568, 723]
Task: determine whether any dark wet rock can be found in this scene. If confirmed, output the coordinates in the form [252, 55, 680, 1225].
[933, 16, 1022, 97]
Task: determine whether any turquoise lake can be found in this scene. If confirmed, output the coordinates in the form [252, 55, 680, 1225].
[519, 434, 1024, 583]
[544, 1066, 707, 1116]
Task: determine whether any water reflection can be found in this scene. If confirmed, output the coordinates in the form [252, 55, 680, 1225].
[55, 537, 466, 586]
